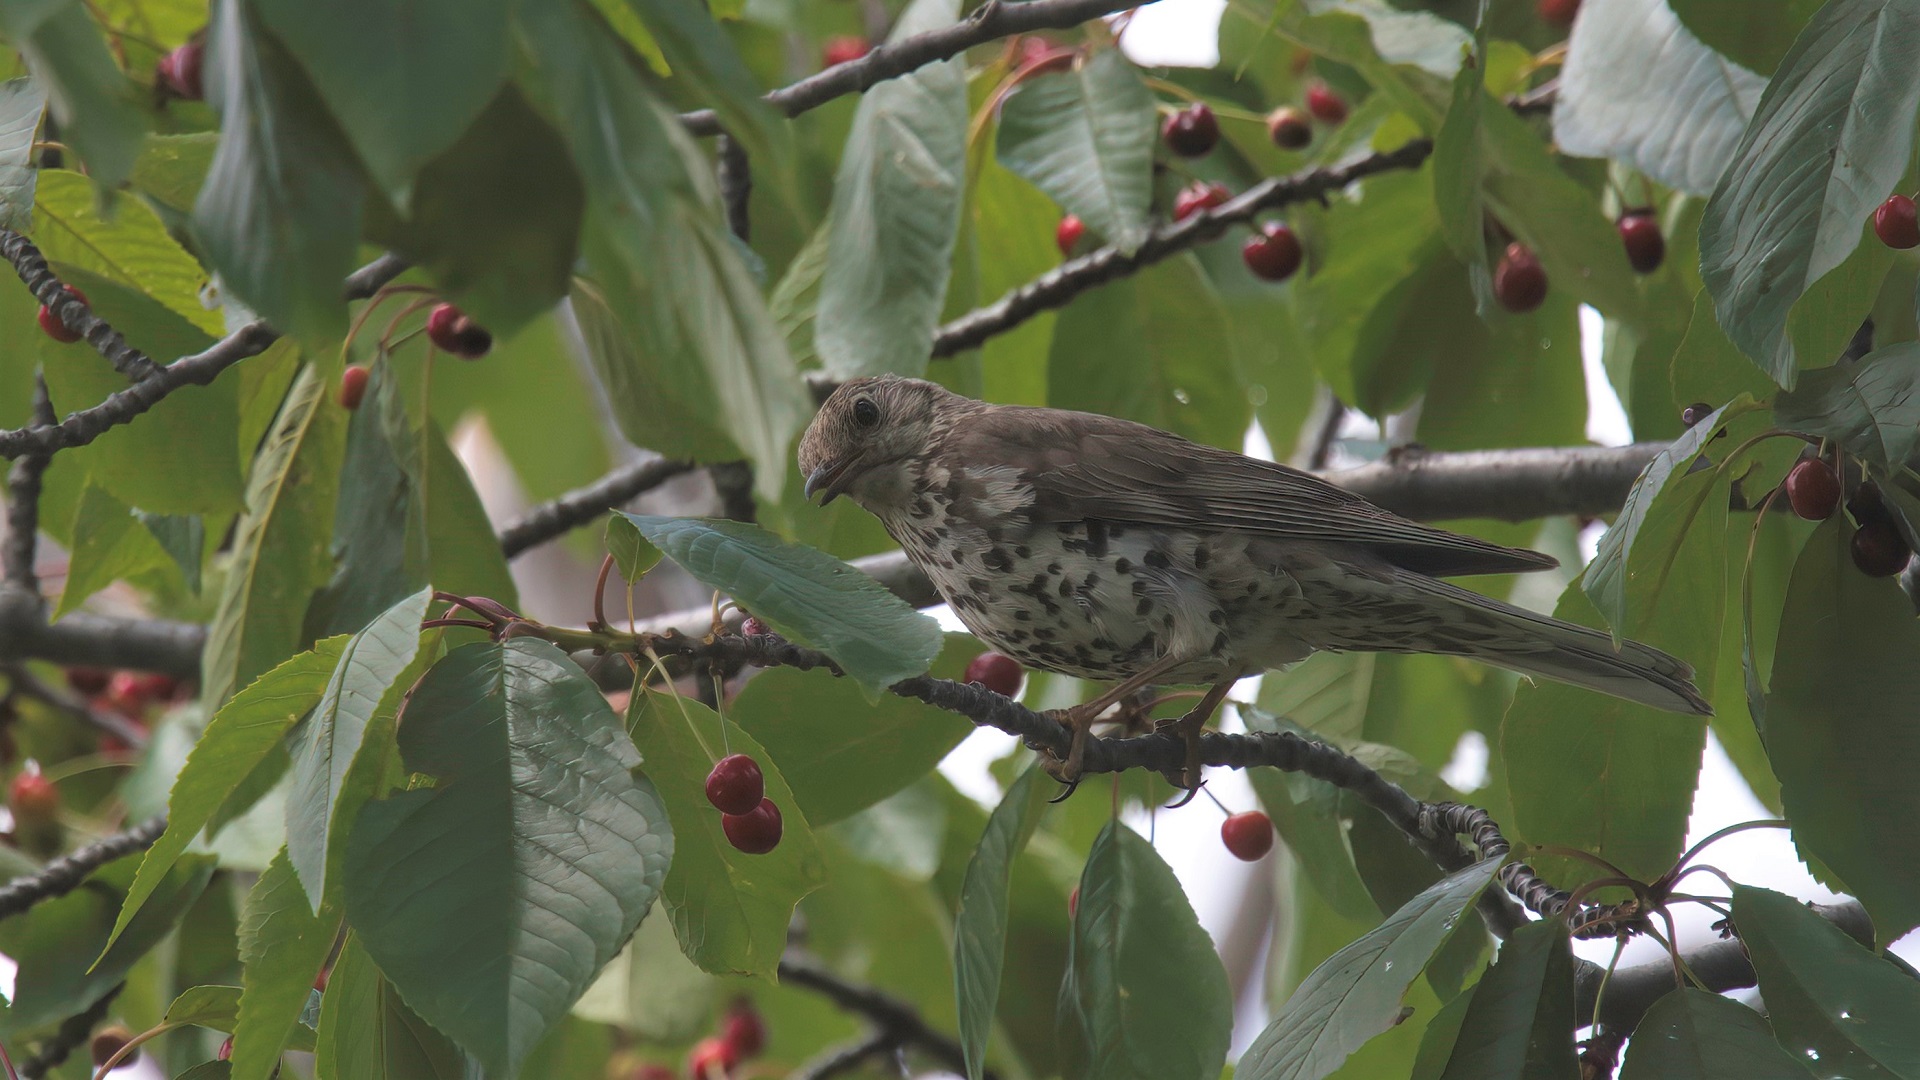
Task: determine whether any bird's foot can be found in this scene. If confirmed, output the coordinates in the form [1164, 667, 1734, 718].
[1154, 679, 1234, 804]
[1039, 704, 1100, 799]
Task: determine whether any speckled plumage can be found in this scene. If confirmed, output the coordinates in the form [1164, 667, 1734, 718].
[798, 376, 1711, 737]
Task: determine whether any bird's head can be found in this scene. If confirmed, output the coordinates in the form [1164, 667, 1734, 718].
[799, 375, 953, 507]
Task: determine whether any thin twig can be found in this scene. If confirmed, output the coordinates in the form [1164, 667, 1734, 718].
[2, 377, 55, 593]
[0, 231, 162, 382]
[717, 135, 752, 243]
[790, 1031, 893, 1080]
[778, 951, 988, 1080]
[4, 665, 149, 750]
[496, 458, 696, 559]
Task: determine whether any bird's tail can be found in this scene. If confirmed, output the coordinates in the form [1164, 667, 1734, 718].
[1378, 573, 1712, 716]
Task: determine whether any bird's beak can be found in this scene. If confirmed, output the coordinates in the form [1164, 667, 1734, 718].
[804, 461, 851, 504]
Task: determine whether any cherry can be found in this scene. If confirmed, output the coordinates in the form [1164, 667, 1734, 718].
[1266, 106, 1312, 150]
[1784, 459, 1840, 521]
[721, 999, 768, 1057]
[1220, 811, 1274, 861]
[1172, 181, 1231, 222]
[1055, 215, 1085, 257]
[65, 668, 111, 696]
[1617, 209, 1665, 273]
[216, 1037, 233, 1062]
[1680, 402, 1714, 428]
[705, 754, 765, 816]
[339, 365, 370, 410]
[102, 671, 150, 719]
[688, 1037, 739, 1079]
[964, 651, 1024, 697]
[722, 799, 783, 855]
[425, 303, 492, 359]
[1068, 886, 1079, 919]
[9, 768, 58, 824]
[1537, 0, 1580, 26]
[1161, 102, 1219, 158]
[1852, 520, 1911, 578]
[90, 1025, 137, 1070]
[157, 41, 204, 100]
[1873, 194, 1920, 249]
[1494, 242, 1548, 313]
[37, 284, 88, 344]
[1305, 82, 1348, 125]
[1242, 223, 1303, 282]
[822, 35, 871, 68]
[314, 965, 331, 992]
[739, 616, 768, 638]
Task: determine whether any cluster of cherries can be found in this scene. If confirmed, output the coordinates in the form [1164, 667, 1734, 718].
[964, 651, 1276, 866]
[701, 619, 786, 855]
[609, 999, 766, 1080]
[1782, 455, 1911, 578]
[338, 302, 493, 410]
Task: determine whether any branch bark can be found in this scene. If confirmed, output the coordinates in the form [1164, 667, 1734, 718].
[497, 458, 697, 559]
[0, 816, 165, 921]
[3, 376, 55, 593]
[779, 950, 990, 1080]
[0, 230, 163, 382]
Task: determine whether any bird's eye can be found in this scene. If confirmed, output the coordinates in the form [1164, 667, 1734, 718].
[852, 397, 880, 428]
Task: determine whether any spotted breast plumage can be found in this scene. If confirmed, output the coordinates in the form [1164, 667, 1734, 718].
[797, 375, 1710, 788]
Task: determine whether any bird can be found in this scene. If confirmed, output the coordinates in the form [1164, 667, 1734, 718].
[797, 375, 1711, 793]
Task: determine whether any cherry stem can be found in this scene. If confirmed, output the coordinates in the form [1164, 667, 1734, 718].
[1663, 819, 1788, 886]
[592, 553, 617, 632]
[419, 618, 494, 632]
[1200, 784, 1231, 817]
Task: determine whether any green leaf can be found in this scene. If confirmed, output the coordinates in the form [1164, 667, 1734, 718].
[994, 51, 1156, 255]
[165, 985, 244, 1030]
[106, 637, 347, 954]
[130, 131, 219, 216]
[201, 363, 347, 709]
[422, 417, 518, 606]
[1764, 516, 1920, 941]
[954, 764, 1053, 1080]
[231, 851, 340, 1080]
[572, 901, 716, 1042]
[1671, 0, 1823, 75]
[1435, 919, 1576, 1080]
[285, 588, 432, 909]
[1242, 708, 1379, 923]
[1553, 0, 1765, 194]
[1700, 0, 1920, 388]
[1618, 988, 1816, 1080]
[0, 0, 144, 188]
[1220, 0, 1461, 131]
[32, 168, 222, 335]
[195, 0, 367, 344]
[55, 482, 178, 619]
[616, 514, 943, 696]
[1058, 822, 1232, 1080]
[137, 510, 205, 595]
[971, 136, 1061, 406]
[1047, 253, 1249, 450]
[605, 514, 664, 582]
[251, 0, 510, 206]
[178, 1063, 235, 1080]
[1774, 346, 1920, 471]
[1236, 857, 1501, 1080]
[0, 78, 45, 230]
[1733, 885, 1920, 1077]
[343, 639, 670, 1076]
[363, 86, 584, 332]
[730, 633, 977, 824]
[316, 936, 465, 1080]
[626, 689, 825, 978]
[1431, 26, 1491, 313]
[814, 0, 966, 378]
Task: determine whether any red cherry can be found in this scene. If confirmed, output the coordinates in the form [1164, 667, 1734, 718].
[1160, 102, 1219, 158]
[721, 799, 784, 855]
[1873, 194, 1920, 249]
[103, 671, 151, 719]
[425, 303, 492, 359]
[64, 668, 111, 697]
[339, 365, 370, 410]
[1220, 811, 1274, 861]
[721, 999, 768, 1058]
[158, 41, 204, 99]
[1242, 223, 1303, 282]
[821, 35, 871, 68]
[1784, 459, 1840, 521]
[1537, 0, 1580, 26]
[1851, 520, 1911, 578]
[90, 1025, 136, 1070]
[314, 965, 331, 992]
[37, 284, 88, 344]
[1068, 886, 1079, 918]
[1172, 181, 1231, 222]
[964, 651, 1024, 697]
[9, 769, 59, 824]
[216, 1037, 232, 1062]
[1494, 242, 1548, 313]
[689, 1037, 739, 1079]
[1305, 82, 1348, 125]
[1617, 210, 1665, 273]
[1055, 215, 1085, 257]
[705, 754, 765, 816]
[1266, 106, 1312, 150]
[1680, 402, 1714, 428]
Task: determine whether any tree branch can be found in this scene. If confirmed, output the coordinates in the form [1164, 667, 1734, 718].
[0, 231, 163, 382]
[4, 663, 150, 750]
[717, 134, 752, 243]
[3, 376, 55, 593]
[0, 256, 410, 460]
[17, 982, 121, 1079]
[678, 0, 1142, 135]
[0, 817, 165, 921]
[789, 1030, 895, 1080]
[778, 951, 989, 1080]
[497, 458, 697, 559]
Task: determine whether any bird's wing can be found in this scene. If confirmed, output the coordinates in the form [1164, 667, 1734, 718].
[956, 407, 1556, 578]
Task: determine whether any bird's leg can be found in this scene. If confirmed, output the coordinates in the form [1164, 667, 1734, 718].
[1156, 678, 1234, 805]
[1042, 656, 1182, 787]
